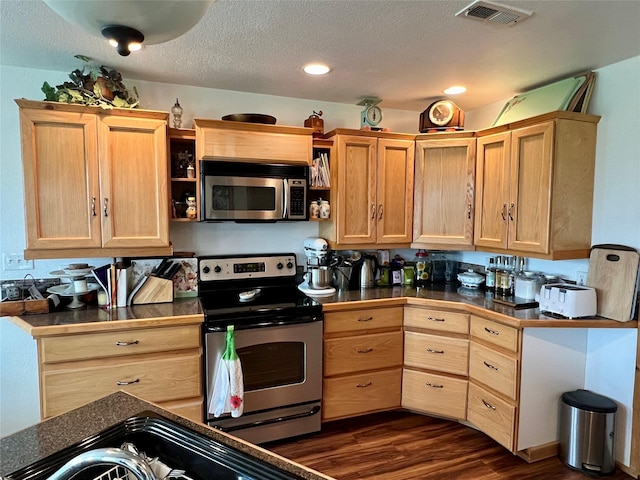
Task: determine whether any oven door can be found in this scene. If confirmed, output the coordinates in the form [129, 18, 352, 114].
[203, 175, 284, 221]
[204, 319, 322, 443]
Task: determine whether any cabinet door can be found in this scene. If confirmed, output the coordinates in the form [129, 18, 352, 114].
[414, 138, 475, 247]
[20, 108, 102, 250]
[508, 122, 554, 253]
[376, 138, 414, 244]
[334, 135, 377, 244]
[474, 132, 511, 249]
[98, 116, 170, 248]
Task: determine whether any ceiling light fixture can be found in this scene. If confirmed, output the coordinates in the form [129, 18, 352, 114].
[304, 64, 331, 75]
[101, 25, 144, 56]
[43, 1, 214, 51]
[444, 85, 467, 95]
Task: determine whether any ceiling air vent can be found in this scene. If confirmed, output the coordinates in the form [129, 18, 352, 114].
[456, 0, 533, 26]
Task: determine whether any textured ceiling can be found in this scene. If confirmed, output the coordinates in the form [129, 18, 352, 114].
[1, 0, 639, 112]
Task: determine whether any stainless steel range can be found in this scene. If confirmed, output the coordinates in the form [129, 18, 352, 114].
[198, 253, 323, 445]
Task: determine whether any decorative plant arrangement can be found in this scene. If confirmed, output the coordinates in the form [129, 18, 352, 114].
[41, 54, 139, 108]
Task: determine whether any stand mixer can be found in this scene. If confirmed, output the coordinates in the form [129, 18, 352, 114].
[298, 237, 336, 296]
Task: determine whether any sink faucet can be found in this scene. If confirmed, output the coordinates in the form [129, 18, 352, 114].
[47, 447, 156, 480]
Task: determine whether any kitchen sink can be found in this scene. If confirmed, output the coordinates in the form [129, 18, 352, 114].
[6, 411, 306, 480]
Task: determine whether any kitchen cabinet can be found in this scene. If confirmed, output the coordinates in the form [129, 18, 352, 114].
[467, 316, 520, 451]
[319, 130, 414, 249]
[402, 306, 469, 420]
[322, 306, 403, 421]
[194, 119, 313, 165]
[308, 139, 332, 220]
[474, 111, 599, 260]
[36, 324, 203, 423]
[17, 100, 171, 260]
[168, 128, 198, 221]
[412, 133, 476, 250]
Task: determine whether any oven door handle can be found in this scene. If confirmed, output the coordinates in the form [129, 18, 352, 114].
[215, 405, 321, 433]
[203, 315, 322, 332]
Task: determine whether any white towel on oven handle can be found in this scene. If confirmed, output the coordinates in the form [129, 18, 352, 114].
[208, 325, 244, 418]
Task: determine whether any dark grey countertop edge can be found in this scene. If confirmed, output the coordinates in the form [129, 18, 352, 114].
[0, 391, 330, 480]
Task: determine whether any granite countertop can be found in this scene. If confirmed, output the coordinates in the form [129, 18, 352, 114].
[6, 285, 635, 335]
[0, 391, 333, 480]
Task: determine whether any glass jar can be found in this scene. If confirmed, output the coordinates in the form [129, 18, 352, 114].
[515, 271, 541, 300]
[413, 250, 431, 287]
[319, 200, 331, 219]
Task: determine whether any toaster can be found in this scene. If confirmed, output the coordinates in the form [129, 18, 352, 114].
[539, 283, 597, 318]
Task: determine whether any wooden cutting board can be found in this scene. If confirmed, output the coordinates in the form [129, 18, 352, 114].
[587, 244, 639, 321]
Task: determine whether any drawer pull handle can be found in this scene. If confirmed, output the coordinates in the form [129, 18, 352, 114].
[116, 340, 139, 346]
[484, 327, 500, 336]
[482, 399, 497, 410]
[116, 378, 140, 386]
[425, 382, 444, 389]
[357, 348, 373, 354]
[427, 348, 444, 354]
[483, 361, 499, 371]
[427, 316, 445, 322]
[356, 381, 372, 388]
[358, 316, 374, 322]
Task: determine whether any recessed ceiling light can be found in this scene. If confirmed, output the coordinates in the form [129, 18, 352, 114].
[443, 85, 467, 95]
[304, 63, 330, 75]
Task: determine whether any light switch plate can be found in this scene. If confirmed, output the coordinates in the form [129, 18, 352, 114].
[3, 253, 34, 271]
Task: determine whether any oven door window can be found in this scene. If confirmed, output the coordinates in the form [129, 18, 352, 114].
[237, 341, 305, 391]
[206, 176, 283, 220]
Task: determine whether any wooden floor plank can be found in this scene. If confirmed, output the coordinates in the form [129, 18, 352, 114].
[267, 411, 633, 480]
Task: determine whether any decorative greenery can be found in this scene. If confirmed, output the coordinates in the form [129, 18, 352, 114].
[42, 55, 139, 108]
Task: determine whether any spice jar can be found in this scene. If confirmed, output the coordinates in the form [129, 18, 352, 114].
[319, 200, 331, 219]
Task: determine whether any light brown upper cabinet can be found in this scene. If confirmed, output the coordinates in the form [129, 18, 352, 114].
[17, 100, 171, 260]
[320, 130, 414, 249]
[474, 112, 599, 260]
[194, 119, 313, 166]
[412, 134, 476, 250]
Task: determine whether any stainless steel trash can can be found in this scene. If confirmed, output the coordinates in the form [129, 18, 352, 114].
[560, 389, 617, 475]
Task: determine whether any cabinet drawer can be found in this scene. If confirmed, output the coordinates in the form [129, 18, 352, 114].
[324, 307, 403, 334]
[324, 331, 403, 376]
[323, 368, 401, 421]
[40, 325, 201, 363]
[467, 382, 516, 451]
[159, 397, 204, 424]
[404, 331, 468, 376]
[42, 352, 202, 418]
[470, 316, 519, 352]
[469, 342, 518, 400]
[404, 307, 469, 334]
[402, 369, 467, 420]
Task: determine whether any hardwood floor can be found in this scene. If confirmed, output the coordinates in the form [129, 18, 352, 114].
[267, 411, 633, 480]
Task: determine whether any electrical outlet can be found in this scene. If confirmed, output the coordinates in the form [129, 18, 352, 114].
[576, 271, 588, 286]
[2, 253, 34, 271]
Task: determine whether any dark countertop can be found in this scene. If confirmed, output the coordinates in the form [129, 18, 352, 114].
[0, 391, 332, 480]
[6, 285, 635, 334]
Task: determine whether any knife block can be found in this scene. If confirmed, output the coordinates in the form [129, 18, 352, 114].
[131, 276, 174, 305]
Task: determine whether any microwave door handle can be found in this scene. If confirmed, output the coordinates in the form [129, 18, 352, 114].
[282, 178, 288, 219]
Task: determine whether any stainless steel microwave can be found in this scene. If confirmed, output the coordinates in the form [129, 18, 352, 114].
[200, 160, 309, 221]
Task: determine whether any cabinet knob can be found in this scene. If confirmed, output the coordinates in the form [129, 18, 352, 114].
[91, 196, 97, 216]
[116, 340, 139, 346]
[103, 198, 109, 217]
[371, 203, 376, 219]
[467, 203, 472, 219]
[426, 348, 445, 354]
[116, 378, 140, 386]
[425, 382, 444, 389]
[508, 203, 515, 221]
[501, 204, 507, 222]
[357, 348, 373, 354]
[482, 399, 497, 410]
[378, 204, 383, 220]
[356, 381, 372, 388]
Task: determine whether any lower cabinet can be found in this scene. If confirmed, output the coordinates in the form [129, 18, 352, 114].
[401, 306, 469, 421]
[37, 324, 203, 423]
[322, 306, 403, 421]
[468, 315, 520, 451]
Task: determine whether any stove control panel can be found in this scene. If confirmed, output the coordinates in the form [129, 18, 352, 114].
[199, 254, 297, 282]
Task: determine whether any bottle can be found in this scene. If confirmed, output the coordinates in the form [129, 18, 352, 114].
[508, 256, 519, 296]
[499, 256, 512, 296]
[485, 257, 496, 289]
[494, 256, 504, 295]
[414, 250, 432, 288]
[319, 200, 331, 219]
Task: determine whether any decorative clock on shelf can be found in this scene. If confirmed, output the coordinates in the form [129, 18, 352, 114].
[358, 97, 383, 128]
[419, 99, 465, 132]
